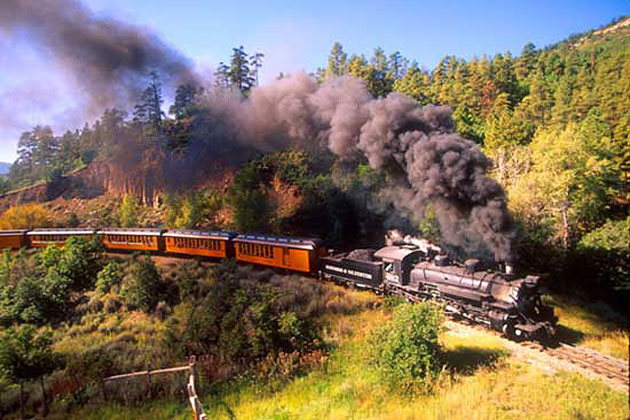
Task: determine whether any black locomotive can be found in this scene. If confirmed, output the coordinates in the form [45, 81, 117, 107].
[320, 245, 557, 341]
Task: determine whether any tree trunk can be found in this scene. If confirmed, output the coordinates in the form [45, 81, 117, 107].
[39, 376, 48, 416]
[19, 381, 24, 420]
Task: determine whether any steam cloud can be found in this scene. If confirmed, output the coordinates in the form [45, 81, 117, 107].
[189, 74, 516, 261]
[0, 0, 197, 112]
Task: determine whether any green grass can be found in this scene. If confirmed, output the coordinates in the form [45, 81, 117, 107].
[202, 312, 627, 420]
[65, 308, 629, 420]
[544, 295, 629, 360]
[50, 400, 190, 420]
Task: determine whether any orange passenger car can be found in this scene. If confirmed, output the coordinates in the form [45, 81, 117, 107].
[0, 230, 29, 249]
[234, 234, 326, 273]
[98, 228, 165, 252]
[163, 230, 236, 258]
[27, 228, 97, 247]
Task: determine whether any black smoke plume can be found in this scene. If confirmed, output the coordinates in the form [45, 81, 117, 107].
[0, 0, 197, 112]
[187, 74, 516, 261]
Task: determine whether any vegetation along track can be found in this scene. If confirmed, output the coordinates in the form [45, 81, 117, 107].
[150, 254, 630, 393]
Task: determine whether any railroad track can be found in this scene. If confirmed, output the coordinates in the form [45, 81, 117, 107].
[444, 318, 628, 392]
[519, 340, 629, 391]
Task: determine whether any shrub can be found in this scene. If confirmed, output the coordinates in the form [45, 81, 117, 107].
[167, 261, 318, 362]
[0, 204, 50, 229]
[579, 217, 630, 251]
[67, 213, 80, 228]
[174, 193, 203, 228]
[96, 261, 123, 294]
[103, 296, 122, 314]
[369, 302, 443, 393]
[118, 194, 139, 227]
[39, 236, 104, 291]
[383, 295, 406, 310]
[121, 257, 164, 312]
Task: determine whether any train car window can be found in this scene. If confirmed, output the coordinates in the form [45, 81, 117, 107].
[384, 263, 394, 273]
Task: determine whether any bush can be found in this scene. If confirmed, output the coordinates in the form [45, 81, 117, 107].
[383, 295, 406, 310]
[96, 262, 123, 294]
[118, 195, 139, 227]
[579, 217, 630, 251]
[369, 302, 443, 393]
[67, 213, 80, 228]
[121, 257, 164, 312]
[103, 296, 122, 314]
[175, 193, 203, 228]
[166, 261, 318, 362]
[0, 204, 50, 229]
[39, 236, 104, 291]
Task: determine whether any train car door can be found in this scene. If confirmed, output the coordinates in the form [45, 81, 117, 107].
[282, 247, 290, 267]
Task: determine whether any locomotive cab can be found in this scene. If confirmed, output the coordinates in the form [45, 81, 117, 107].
[374, 246, 424, 285]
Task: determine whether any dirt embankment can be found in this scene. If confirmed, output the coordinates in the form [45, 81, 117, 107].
[0, 162, 111, 211]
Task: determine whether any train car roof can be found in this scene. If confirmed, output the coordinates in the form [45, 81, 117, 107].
[234, 234, 323, 250]
[374, 246, 422, 262]
[163, 229, 237, 240]
[98, 228, 165, 236]
[0, 229, 29, 236]
[27, 228, 97, 235]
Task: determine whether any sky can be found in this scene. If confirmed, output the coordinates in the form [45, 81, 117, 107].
[0, 0, 628, 164]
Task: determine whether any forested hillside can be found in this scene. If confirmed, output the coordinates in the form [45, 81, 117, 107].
[1, 17, 628, 296]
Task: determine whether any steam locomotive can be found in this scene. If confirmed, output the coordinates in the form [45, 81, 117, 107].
[0, 227, 556, 341]
[321, 246, 557, 341]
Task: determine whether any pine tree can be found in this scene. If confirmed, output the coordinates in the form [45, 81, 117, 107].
[169, 84, 200, 119]
[133, 71, 164, 138]
[550, 76, 574, 127]
[228, 46, 254, 95]
[527, 71, 554, 126]
[214, 62, 230, 89]
[326, 42, 347, 78]
[249, 52, 265, 87]
[515, 42, 537, 80]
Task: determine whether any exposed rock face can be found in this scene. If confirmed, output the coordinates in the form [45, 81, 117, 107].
[0, 161, 164, 209]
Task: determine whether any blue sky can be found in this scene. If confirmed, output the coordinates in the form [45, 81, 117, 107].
[0, 0, 628, 163]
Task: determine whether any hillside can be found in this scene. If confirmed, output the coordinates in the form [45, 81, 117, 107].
[0, 162, 10, 175]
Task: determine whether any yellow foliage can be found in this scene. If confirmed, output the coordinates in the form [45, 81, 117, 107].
[0, 203, 51, 229]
